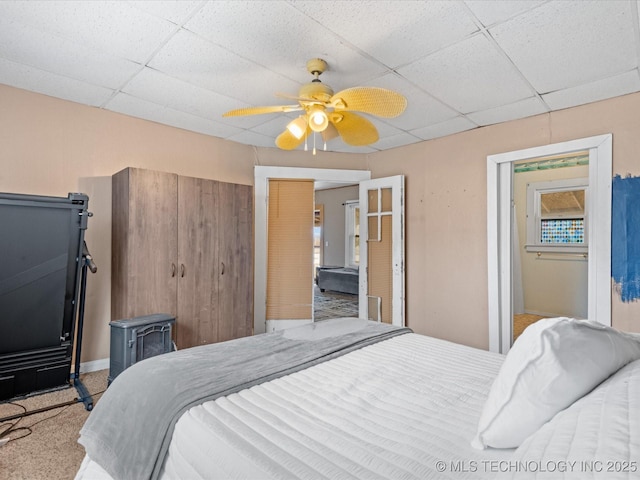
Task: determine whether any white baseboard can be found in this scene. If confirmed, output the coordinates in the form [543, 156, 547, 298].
[79, 358, 109, 373]
[265, 319, 312, 333]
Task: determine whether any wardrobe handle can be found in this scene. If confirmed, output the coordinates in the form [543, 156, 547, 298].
[171, 263, 176, 277]
[180, 264, 185, 278]
[221, 262, 225, 275]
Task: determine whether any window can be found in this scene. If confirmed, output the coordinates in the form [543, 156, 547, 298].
[345, 201, 360, 268]
[525, 178, 588, 253]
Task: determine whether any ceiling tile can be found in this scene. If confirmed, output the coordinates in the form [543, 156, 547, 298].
[183, 1, 386, 92]
[542, 70, 640, 111]
[464, 0, 546, 26]
[0, 16, 141, 89]
[398, 33, 534, 113]
[0, 1, 177, 64]
[149, 30, 302, 105]
[490, 0, 638, 93]
[466, 96, 548, 126]
[373, 132, 424, 151]
[119, 67, 268, 128]
[411, 116, 477, 141]
[0, 57, 115, 106]
[107, 92, 243, 138]
[366, 73, 459, 130]
[292, 1, 479, 68]
[129, 1, 204, 24]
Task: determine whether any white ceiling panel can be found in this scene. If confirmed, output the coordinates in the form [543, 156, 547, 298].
[542, 70, 640, 111]
[118, 67, 267, 128]
[0, 1, 177, 64]
[291, 1, 480, 68]
[184, 1, 387, 91]
[411, 116, 478, 141]
[464, 0, 546, 26]
[373, 132, 424, 151]
[398, 33, 534, 113]
[1, 0, 639, 152]
[490, 0, 638, 93]
[129, 1, 204, 24]
[0, 16, 141, 90]
[148, 30, 302, 105]
[107, 92, 243, 138]
[0, 57, 115, 107]
[366, 73, 459, 130]
[466, 96, 548, 126]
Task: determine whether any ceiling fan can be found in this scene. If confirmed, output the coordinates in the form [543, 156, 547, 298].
[222, 58, 407, 152]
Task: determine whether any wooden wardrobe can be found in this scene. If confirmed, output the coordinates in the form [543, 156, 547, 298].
[111, 167, 253, 349]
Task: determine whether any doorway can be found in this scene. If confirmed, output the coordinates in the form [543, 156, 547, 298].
[254, 167, 371, 334]
[313, 186, 359, 322]
[487, 134, 612, 354]
[512, 153, 589, 341]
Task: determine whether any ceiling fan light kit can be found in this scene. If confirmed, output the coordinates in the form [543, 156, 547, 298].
[308, 106, 329, 132]
[222, 58, 407, 152]
[286, 116, 307, 140]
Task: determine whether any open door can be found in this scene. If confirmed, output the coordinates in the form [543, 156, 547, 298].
[359, 176, 405, 326]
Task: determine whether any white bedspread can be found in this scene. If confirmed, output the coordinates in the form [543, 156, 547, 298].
[78, 333, 510, 479]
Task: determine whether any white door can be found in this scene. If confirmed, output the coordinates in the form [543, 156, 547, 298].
[359, 176, 405, 326]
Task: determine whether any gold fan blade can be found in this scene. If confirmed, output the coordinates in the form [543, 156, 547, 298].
[275, 125, 310, 150]
[321, 122, 339, 142]
[222, 104, 302, 117]
[330, 111, 379, 146]
[330, 87, 407, 118]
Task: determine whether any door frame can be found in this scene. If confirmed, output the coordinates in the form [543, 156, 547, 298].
[487, 134, 612, 354]
[254, 166, 371, 334]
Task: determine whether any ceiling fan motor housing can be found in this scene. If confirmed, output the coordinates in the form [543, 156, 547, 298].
[299, 82, 333, 102]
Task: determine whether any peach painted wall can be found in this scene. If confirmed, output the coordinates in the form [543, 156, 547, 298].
[368, 92, 640, 349]
[0, 84, 366, 364]
[2, 82, 639, 361]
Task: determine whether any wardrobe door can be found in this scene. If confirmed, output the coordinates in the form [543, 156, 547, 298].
[176, 176, 219, 349]
[112, 168, 178, 321]
[217, 182, 253, 342]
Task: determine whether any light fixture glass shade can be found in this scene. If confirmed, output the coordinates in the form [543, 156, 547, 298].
[308, 106, 329, 132]
[286, 116, 307, 139]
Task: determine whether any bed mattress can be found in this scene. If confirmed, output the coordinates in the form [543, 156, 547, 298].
[76, 333, 511, 479]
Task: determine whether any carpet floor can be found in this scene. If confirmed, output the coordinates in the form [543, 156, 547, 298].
[513, 313, 547, 341]
[313, 285, 359, 321]
[0, 370, 108, 480]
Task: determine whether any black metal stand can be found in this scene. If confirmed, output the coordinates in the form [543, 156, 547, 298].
[71, 241, 97, 411]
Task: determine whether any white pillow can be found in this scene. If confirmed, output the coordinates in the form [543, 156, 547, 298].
[472, 317, 640, 450]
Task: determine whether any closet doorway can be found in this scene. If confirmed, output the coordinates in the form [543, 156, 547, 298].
[511, 153, 589, 341]
[487, 134, 612, 354]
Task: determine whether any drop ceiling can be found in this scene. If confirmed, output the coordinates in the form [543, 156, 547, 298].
[1, 0, 639, 154]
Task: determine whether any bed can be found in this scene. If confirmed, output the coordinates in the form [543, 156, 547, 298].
[75, 317, 640, 480]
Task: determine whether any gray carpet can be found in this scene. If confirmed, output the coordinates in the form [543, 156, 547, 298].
[314, 285, 359, 321]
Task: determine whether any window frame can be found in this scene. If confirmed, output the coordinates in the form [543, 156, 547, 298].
[525, 177, 589, 254]
[344, 200, 360, 268]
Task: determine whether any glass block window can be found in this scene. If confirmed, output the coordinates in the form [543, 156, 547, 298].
[540, 218, 584, 244]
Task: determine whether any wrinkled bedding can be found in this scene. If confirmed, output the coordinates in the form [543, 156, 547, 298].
[76, 327, 640, 480]
[78, 319, 410, 480]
